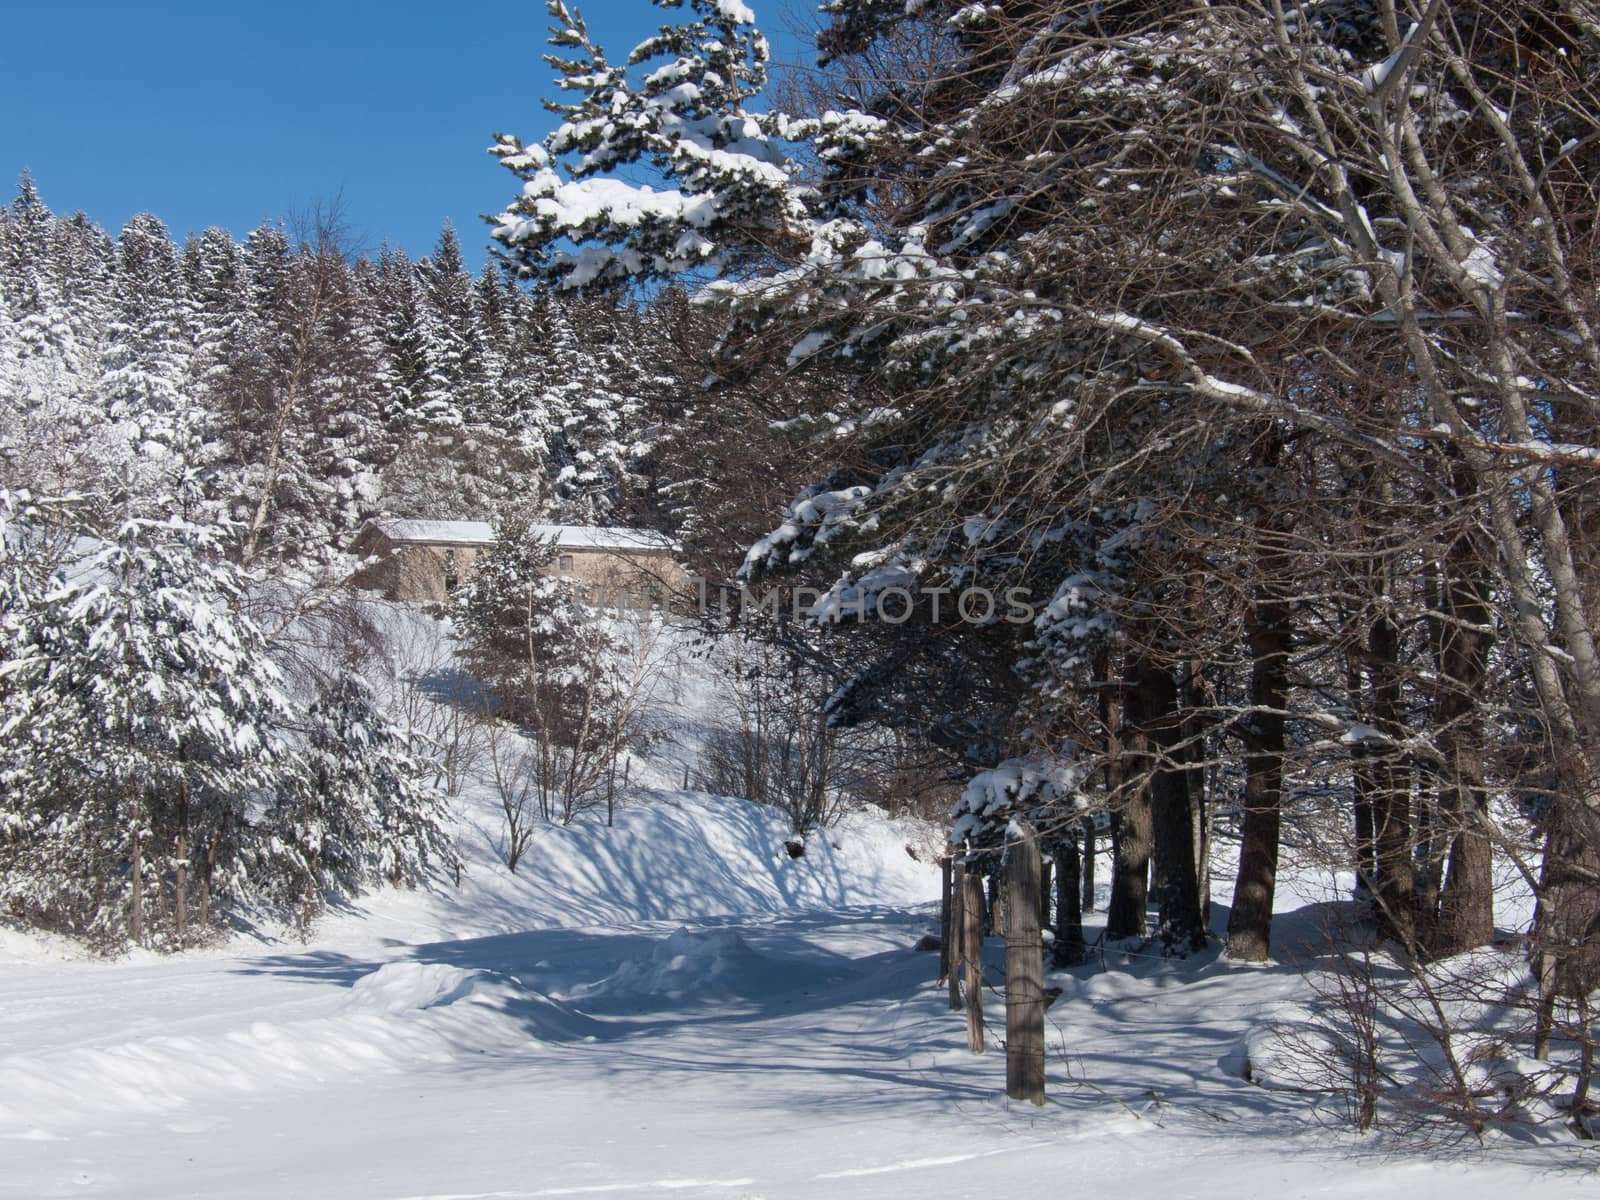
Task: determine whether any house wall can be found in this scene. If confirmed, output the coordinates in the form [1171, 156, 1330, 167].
[558, 549, 687, 606]
[389, 544, 488, 603]
[352, 533, 685, 607]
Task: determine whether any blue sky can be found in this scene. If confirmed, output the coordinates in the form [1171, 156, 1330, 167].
[2, 1, 809, 271]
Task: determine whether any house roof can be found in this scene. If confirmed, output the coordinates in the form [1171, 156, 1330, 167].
[368, 518, 676, 553]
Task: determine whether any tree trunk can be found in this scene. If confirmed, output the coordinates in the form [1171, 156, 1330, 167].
[1080, 815, 1096, 913]
[1184, 659, 1213, 929]
[987, 868, 1006, 938]
[175, 783, 189, 948]
[1534, 799, 1600, 1061]
[1369, 613, 1415, 948]
[128, 769, 143, 947]
[1430, 493, 1495, 956]
[1004, 822, 1046, 1105]
[1054, 839, 1087, 966]
[963, 868, 986, 1054]
[1107, 799, 1152, 939]
[129, 825, 143, 946]
[198, 835, 217, 930]
[1351, 738, 1378, 898]
[1228, 536, 1291, 963]
[1103, 654, 1151, 940]
[1138, 657, 1204, 948]
[1414, 787, 1446, 943]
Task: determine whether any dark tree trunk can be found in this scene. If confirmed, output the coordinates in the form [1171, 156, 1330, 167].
[1137, 657, 1204, 948]
[1351, 737, 1378, 897]
[175, 783, 189, 948]
[1415, 787, 1446, 943]
[1108, 793, 1153, 939]
[128, 771, 143, 947]
[1103, 654, 1151, 940]
[987, 867, 1006, 937]
[1183, 660, 1213, 930]
[1368, 613, 1415, 948]
[1053, 839, 1087, 966]
[1430, 493, 1495, 956]
[198, 835, 218, 929]
[1228, 538, 1291, 963]
[1080, 815, 1096, 913]
[1004, 822, 1046, 1105]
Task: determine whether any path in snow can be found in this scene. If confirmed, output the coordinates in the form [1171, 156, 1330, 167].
[2, 897, 1590, 1199]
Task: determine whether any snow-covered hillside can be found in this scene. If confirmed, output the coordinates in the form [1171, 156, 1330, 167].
[301, 789, 942, 955]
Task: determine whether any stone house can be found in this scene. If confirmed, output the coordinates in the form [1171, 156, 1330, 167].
[349, 518, 684, 604]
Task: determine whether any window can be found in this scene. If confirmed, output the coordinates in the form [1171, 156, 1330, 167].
[557, 555, 575, 574]
[443, 549, 459, 594]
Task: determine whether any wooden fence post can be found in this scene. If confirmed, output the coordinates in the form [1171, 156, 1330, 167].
[1005, 821, 1047, 1105]
[963, 868, 987, 1053]
[949, 860, 966, 1011]
[938, 856, 953, 986]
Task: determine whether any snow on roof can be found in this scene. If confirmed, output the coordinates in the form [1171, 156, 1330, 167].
[373, 519, 496, 544]
[369, 518, 675, 553]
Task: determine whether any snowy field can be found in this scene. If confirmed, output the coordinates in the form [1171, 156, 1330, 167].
[0, 784, 1591, 1199]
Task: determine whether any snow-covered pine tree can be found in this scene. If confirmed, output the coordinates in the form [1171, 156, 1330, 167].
[452, 509, 606, 728]
[537, 297, 653, 524]
[0, 179, 117, 497]
[177, 227, 250, 524]
[490, 0, 810, 289]
[418, 223, 488, 422]
[374, 245, 453, 433]
[273, 670, 458, 923]
[0, 512, 290, 947]
[99, 214, 194, 507]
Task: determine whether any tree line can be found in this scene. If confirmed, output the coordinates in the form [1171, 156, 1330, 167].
[0, 177, 685, 560]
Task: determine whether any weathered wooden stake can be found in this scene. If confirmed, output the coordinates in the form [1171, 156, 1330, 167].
[949, 860, 965, 1011]
[962, 868, 986, 1053]
[1005, 821, 1047, 1105]
[936, 858, 950, 981]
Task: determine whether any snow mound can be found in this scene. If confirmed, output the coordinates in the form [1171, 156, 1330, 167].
[342, 960, 497, 1013]
[1224, 1016, 1355, 1093]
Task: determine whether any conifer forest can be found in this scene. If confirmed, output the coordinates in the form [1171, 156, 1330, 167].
[3, 2, 1600, 1194]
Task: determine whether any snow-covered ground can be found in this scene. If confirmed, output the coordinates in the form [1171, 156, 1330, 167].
[0, 609, 1588, 1196]
[0, 787, 1589, 1198]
